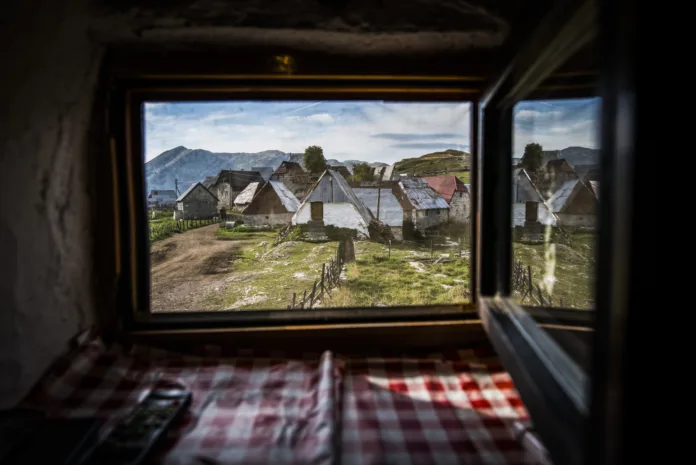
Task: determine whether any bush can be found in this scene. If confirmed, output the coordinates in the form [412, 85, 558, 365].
[325, 224, 358, 241]
[367, 220, 394, 243]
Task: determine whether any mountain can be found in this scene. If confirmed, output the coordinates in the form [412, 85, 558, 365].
[559, 146, 599, 167]
[393, 149, 470, 176]
[145, 146, 381, 191]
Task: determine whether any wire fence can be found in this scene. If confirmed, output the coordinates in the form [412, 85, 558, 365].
[149, 217, 218, 243]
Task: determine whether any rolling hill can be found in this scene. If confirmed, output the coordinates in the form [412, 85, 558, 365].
[393, 149, 471, 177]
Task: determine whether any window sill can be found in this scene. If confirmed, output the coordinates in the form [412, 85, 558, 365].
[124, 318, 487, 352]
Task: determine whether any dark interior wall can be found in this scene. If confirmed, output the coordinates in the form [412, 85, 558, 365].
[0, 0, 535, 407]
[0, 0, 102, 407]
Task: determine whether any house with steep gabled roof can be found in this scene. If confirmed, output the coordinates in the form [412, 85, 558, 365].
[398, 177, 450, 232]
[292, 169, 374, 238]
[424, 175, 471, 223]
[233, 182, 263, 210]
[545, 179, 599, 228]
[242, 181, 301, 226]
[174, 182, 219, 220]
[203, 170, 266, 210]
[271, 161, 310, 198]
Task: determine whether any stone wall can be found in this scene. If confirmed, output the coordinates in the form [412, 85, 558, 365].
[413, 208, 449, 231]
[244, 212, 293, 227]
[449, 191, 470, 223]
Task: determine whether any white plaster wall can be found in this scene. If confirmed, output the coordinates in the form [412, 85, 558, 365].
[0, 0, 100, 407]
[293, 203, 369, 237]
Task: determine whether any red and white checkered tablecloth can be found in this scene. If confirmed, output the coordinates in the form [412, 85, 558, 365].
[22, 337, 538, 465]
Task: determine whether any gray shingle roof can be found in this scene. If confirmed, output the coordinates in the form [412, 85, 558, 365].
[546, 180, 579, 213]
[233, 182, 260, 205]
[399, 178, 450, 210]
[269, 180, 301, 212]
[176, 182, 218, 202]
[353, 188, 403, 227]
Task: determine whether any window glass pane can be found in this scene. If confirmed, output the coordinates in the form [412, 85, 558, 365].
[144, 101, 472, 312]
[511, 47, 599, 312]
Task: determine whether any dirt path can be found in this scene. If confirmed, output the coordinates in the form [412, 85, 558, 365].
[149, 224, 251, 312]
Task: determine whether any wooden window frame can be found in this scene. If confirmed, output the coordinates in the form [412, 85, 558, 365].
[104, 70, 486, 349]
[476, 0, 639, 464]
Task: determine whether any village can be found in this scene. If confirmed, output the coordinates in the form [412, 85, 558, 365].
[147, 144, 599, 312]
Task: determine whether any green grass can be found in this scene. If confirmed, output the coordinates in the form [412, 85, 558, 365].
[448, 171, 470, 184]
[513, 232, 596, 309]
[394, 149, 471, 177]
[212, 237, 342, 310]
[202, 230, 471, 310]
[216, 226, 278, 241]
[331, 241, 470, 307]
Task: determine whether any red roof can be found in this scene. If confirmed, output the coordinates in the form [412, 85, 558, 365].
[424, 175, 469, 203]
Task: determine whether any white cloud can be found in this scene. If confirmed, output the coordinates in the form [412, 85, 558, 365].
[143, 99, 597, 164]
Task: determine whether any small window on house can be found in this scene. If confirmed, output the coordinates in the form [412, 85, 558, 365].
[143, 100, 473, 313]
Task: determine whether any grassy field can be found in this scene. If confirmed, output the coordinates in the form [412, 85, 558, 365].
[513, 232, 596, 309]
[199, 229, 471, 310]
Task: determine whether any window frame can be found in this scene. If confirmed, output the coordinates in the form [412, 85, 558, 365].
[476, 1, 602, 465]
[106, 73, 483, 344]
[477, 0, 636, 465]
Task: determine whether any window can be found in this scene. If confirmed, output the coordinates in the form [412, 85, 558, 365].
[143, 100, 472, 314]
[476, 1, 607, 464]
[511, 97, 600, 310]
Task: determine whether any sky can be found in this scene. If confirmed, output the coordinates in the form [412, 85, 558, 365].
[143, 98, 600, 164]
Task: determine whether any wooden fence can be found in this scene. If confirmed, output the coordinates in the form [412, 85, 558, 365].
[288, 241, 346, 309]
[511, 254, 562, 307]
[149, 217, 217, 242]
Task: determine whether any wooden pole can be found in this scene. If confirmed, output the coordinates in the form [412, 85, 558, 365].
[309, 281, 317, 308]
[388, 240, 391, 259]
[292, 293, 296, 309]
[302, 289, 307, 309]
[527, 266, 533, 303]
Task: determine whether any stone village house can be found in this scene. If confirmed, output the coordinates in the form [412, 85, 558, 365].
[424, 175, 471, 223]
[270, 161, 310, 199]
[242, 180, 301, 226]
[203, 170, 266, 211]
[398, 178, 450, 233]
[174, 182, 219, 220]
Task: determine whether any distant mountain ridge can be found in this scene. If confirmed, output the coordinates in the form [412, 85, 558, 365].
[145, 146, 384, 191]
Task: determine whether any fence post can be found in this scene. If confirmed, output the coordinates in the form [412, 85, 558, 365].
[302, 289, 307, 309]
[430, 239, 433, 259]
[527, 266, 533, 303]
[388, 240, 391, 259]
[537, 286, 544, 306]
[292, 292, 296, 309]
[309, 281, 317, 309]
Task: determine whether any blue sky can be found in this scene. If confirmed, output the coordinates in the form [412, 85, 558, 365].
[143, 98, 599, 164]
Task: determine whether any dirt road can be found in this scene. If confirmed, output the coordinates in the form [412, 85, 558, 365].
[149, 224, 248, 312]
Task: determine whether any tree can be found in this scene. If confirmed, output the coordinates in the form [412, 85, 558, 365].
[351, 163, 375, 182]
[521, 142, 543, 172]
[303, 145, 327, 174]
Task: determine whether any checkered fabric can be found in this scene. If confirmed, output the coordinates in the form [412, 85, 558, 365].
[22, 337, 538, 465]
